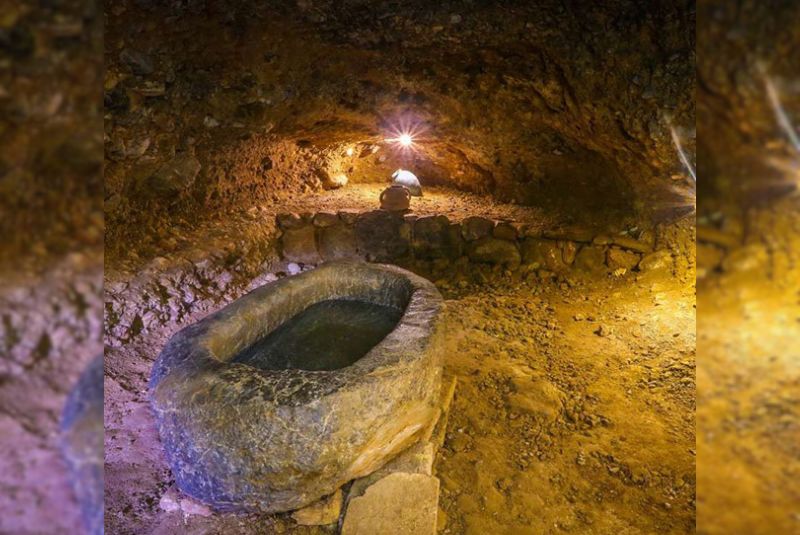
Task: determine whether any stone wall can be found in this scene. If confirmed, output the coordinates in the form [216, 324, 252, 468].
[697, 197, 800, 286]
[277, 210, 676, 277]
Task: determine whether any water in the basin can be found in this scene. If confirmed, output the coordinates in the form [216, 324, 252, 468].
[232, 299, 404, 371]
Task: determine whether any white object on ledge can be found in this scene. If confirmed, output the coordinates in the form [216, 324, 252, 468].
[391, 169, 422, 196]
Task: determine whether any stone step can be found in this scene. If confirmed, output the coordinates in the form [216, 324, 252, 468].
[341, 473, 440, 535]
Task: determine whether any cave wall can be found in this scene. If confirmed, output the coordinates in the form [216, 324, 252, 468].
[696, 1, 800, 282]
[698, 1, 800, 212]
[105, 0, 695, 256]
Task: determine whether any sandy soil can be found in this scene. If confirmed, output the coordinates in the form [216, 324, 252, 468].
[697, 280, 800, 534]
[105, 256, 695, 534]
[431, 265, 695, 534]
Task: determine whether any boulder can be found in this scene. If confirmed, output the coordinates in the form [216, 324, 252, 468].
[573, 245, 607, 274]
[412, 216, 462, 259]
[606, 247, 641, 270]
[467, 238, 521, 267]
[560, 241, 579, 265]
[492, 222, 518, 241]
[342, 473, 440, 535]
[460, 216, 494, 241]
[281, 225, 320, 264]
[318, 224, 359, 261]
[355, 210, 411, 262]
[520, 238, 564, 271]
[638, 250, 673, 272]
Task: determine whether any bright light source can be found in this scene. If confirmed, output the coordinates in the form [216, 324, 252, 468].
[346, 147, 354, 156]
[399, 134, 413, 147]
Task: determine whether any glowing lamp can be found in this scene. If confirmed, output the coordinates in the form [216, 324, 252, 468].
[399, 134, 413, 147]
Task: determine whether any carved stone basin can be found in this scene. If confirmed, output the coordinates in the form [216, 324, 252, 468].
[149, 261, 444, 513]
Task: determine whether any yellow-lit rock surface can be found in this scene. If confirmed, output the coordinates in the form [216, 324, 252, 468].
[342, 473, 440, 535]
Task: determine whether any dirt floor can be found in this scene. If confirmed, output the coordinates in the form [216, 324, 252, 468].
[0, 252, 103, 534]
[105, 248, 695, 534]
[697, 279, 800, 534]
[432, 264, 695, 535]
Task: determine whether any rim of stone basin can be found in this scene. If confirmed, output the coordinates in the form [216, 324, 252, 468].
[148, 261, 444, 513]
[149, 261, 442, 403]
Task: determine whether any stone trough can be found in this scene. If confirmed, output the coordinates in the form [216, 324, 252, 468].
[149, 261, 444, 513]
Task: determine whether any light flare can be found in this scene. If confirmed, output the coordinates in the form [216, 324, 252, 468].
[384, 118, 428, 152]
[763, 73, 800, 154]
[667, 120, 697, 185]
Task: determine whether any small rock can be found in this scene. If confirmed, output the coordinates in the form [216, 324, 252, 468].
[595, 325, 611, 337]
[287, 262, 302, 275]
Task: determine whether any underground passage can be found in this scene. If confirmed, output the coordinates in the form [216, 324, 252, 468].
[103, 1, 697, 533]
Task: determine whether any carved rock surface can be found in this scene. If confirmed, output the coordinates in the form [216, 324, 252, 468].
[149, 262, 443, 513]
[342, 473, 440, 535]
